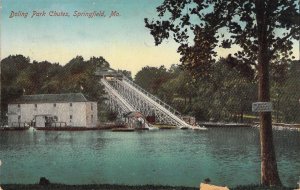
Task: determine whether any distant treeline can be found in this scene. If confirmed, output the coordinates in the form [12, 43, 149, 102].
[0, 55, 108, 122]
[134, 59, 300, 123]
[1, 55, 299, 123]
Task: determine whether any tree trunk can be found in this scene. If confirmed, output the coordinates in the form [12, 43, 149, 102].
[276, 99, 280, 123]
[240, 111, 244, 123]
[255, 0, 282, 186]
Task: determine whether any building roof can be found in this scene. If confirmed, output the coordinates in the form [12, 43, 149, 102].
[11, 93, 89, 104]
[94, 67, 123, 78]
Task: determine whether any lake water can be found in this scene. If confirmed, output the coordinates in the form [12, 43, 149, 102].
[0, 128, 299, 187]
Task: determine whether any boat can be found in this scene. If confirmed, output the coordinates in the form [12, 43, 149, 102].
[153, 124, 176, 129]
[28, 126, 36, 132]
[111, 128, 135, 132]
[135, 127, 149, 131]
[159, 126, 175, 129]
[146, 123, 159, 130]
[147, 126, 159, 130]
[192, 125, 208, 131]
[180, 126, 189, 130]
[35, 127, 107, 131]
[0, 125, 29, 131]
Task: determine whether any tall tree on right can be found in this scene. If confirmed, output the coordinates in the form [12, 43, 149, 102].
[145, 0, 299, 186]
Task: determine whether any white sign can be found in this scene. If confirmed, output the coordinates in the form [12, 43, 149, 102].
[252, 102, 273, 112]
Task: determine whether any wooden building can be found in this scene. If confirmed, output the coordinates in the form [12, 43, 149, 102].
[7, 93, 97, 128]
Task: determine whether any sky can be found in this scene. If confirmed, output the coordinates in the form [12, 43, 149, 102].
[1, 0, 299, 77]
[1, 0, 182, 77]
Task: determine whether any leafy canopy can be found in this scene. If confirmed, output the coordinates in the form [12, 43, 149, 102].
[145, 0, 300, 77]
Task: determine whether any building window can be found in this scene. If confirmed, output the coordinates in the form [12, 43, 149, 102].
[53, 103, 56, 107]
[91, 115, 93, 120]
[17, 104, 20, 108]
[18, 115, 21, 121]
[70, 103, 72, 107]
[35, 104, 37, 108]
[91, 104, 93, 110]
[70, 115, 72, 119]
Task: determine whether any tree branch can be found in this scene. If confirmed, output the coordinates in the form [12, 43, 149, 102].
[271, 27, 300, 55]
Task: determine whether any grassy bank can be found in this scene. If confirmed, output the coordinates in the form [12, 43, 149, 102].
[1, 184, 296, 190]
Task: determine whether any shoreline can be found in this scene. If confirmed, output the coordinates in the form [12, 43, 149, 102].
[0, 122, 299, 131]
[1, 183, 295, 190]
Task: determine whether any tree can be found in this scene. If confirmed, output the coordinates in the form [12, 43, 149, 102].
[145, 0, 299, 186]
[1, 55, 109, 123]
[187, 60, 256, 122]
[64, 56, 86, 75]
[118, 70, 133, 80]
[1, 55, 31, 86]
[1, 55, 31, 120]
[277, 61, 300, 123]
[134, 66, 172, 95]
[162, 69, 197, 108]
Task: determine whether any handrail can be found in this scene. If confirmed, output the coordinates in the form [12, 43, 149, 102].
[122, 76, 182, 117]
[101, 79, 135, 112]
[117, 78, 191, 127]
[101, 75, 192, 128]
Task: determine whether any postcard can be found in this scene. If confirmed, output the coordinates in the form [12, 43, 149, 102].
[0, 1, 299, 190]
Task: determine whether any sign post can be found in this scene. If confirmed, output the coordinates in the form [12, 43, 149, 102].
[252, 102, 273, 112]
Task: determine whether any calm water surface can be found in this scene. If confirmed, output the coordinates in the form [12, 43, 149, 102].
[0, 128, 299, 187]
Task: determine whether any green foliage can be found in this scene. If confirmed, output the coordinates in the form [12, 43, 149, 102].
[134, 65, 173, 96]
[145, 2, 299, 184]
[186, 60, 257, 122]
[1, 55, 31, 85]
[1, 55, 108, 121]
[133, 61, 298, 123]
[144, 0, 299, 123]
[1, 55, 31, 121]
[271, 61, 300, 123]
[145, 0, 299, 77]
[118, 70, 133, 80]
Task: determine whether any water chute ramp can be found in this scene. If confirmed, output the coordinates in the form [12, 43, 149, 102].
[95, 67, 198, 129]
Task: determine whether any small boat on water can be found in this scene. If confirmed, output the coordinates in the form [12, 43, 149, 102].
[135, 127, 149, 131]
[180, 126, 189, 130]
[35, 127, 106, 131]
[0, 125, 29, 131]
[147, 126, 159, 130]
[111, 128, 135, 132]
[144, 123, 158, 130]
[192, 125, 208, 131]
[159, 126, 175, 129]
[28, 126, 36, 132]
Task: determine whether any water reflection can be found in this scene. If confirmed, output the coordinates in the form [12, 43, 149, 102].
[0, 128, 299, 187]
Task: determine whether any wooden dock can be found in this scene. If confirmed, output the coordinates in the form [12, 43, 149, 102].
[35, 127, 107, 131]
[200, 122, 252, 128]
[111, 128, 135, 132]
[0, 126, 29, 131]
[135, 127, 149, 131]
